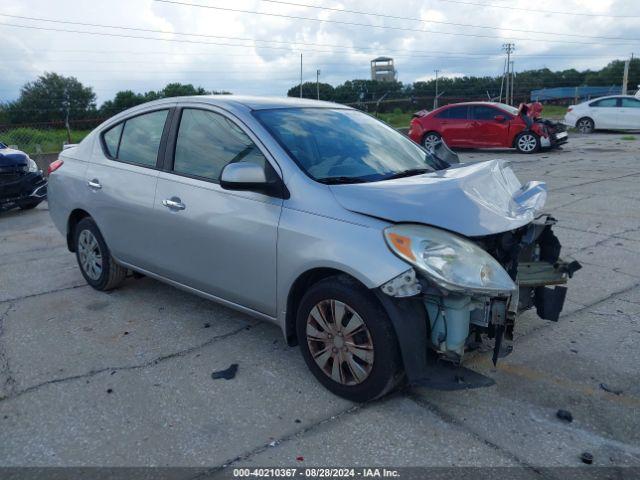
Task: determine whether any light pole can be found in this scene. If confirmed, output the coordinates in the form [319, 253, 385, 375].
[316, 69, 321, 100]
[433, 69, 440, 109]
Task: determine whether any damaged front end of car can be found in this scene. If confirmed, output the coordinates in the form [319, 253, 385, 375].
[0, 143, 48, 212]
[374, 167, 580, 390]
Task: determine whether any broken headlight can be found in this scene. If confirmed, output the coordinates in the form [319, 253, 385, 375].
[384, 224, 517, 296]
[27, 157, 39, 173]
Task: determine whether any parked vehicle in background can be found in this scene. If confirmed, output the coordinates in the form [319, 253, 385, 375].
[0, 142, 47, 212]
[409, 101, 568, 154]
[48, 96, 580, 402]
[563, 95, 640, 133]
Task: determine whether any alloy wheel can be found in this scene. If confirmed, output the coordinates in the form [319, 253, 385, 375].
[306, 299, 374, 386]
[577, 119, 593, 134]
[77, 229, 103, 281]
[423, 134, 440, 152]
[517, 134, 537, 153]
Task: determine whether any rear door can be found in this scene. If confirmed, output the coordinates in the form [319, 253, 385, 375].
[469, 105, 512, 147]
[151, 106, 283, 316]
[619, 97, 640, 129]
[589, 97, 619, 128]
[85, 108, 173, 270]
[435, 105, 471, 147]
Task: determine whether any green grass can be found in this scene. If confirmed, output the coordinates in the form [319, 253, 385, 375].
[621, 135, 637, 141]
[376, 111, 413, 129]
[1, 128, 91, 155]
[540, 105, 568, 120]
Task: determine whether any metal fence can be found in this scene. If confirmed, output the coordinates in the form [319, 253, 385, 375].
[0, 118, 106, 156]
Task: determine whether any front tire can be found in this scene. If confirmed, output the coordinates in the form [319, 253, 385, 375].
[576, 117, 594, 134]
[296, 275, 402, 402]
[74, 217, 126, 291]
[515, 132, 540, 154]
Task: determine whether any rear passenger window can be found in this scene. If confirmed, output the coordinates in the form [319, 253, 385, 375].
[436, 106, 468, 119]
[173, 109, 268, 182]
[103, 123, 122, 158]
[591, 98, 618, 107]
[117, 110, 168, 167]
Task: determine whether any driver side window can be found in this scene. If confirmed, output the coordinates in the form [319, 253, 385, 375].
[173, 109, 268, 182]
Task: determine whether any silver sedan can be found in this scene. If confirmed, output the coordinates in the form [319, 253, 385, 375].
[48, 96, 579, 401]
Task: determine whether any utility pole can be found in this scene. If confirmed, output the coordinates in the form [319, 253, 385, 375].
[433, 69, 440, 109]
[622, 53, 633, 95]
[502, 43, 515, 105]
[299, 53, 303, 98]
[499, 57, 506, 103]
[510, 60, 515, 105]
[316, 69, 321, 100]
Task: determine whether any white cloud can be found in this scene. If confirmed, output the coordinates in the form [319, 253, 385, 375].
[0, 0, 637, 105]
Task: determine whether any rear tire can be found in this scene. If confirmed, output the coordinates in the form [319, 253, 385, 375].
[576, 117, 594, 134]
[421, 132, 441, 153]
[74, 217, 126, 291]
[515, 132, 540, 154]
[296, 275, 402, 402]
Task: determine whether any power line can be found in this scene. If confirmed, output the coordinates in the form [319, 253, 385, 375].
[233, 0, 640, 41]
[152, 0, 640, 46]
[431, 0, 640, 19]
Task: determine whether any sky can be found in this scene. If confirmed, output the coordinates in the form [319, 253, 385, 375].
[1, 0, 638, 105]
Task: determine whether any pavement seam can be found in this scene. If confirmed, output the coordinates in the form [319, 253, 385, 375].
[190, 402, 367, 478]
[0, 321, 257, 403]
[405, 393, 551, 478]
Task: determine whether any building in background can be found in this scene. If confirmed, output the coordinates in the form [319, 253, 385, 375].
[370, 57, 397, 82]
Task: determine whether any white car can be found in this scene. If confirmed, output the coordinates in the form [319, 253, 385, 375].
[564, 95, 640, 133]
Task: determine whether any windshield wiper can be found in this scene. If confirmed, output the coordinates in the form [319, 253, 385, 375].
[316, 176, 369, 185]
[383, 168, 431, 180]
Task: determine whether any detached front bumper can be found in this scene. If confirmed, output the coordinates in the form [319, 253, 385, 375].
[0, 171, 48, 211]
[376, 216, 581, 390]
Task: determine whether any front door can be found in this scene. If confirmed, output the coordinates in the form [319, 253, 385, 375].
[151, 107, 282, 317]
[469, 105, 512, 147]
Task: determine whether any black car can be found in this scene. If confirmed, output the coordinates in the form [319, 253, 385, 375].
[0, 142, 47, 212]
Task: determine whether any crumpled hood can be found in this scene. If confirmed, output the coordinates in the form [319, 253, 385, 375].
[0, 147, 28, 168]
[330, 160, 547, 237]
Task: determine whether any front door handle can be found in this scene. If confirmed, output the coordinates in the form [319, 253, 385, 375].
[162, 198, 186, 211]
[87, 179, 102, 189]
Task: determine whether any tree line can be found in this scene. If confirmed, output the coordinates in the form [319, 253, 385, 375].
[1, 58, 637, 125]
[287, 58, 639, 105]
[0, 72, 230, 125]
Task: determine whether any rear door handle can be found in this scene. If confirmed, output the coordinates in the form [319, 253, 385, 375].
[162, 198, 186, 211]
[87, 179, 102, 189]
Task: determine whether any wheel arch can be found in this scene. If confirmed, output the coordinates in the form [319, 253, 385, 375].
[285, 267, 371, 347]
[66, 208, 92, 252]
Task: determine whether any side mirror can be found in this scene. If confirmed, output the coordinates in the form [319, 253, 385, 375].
[220, 162, 288, 198]
[494, 115, 506, 122]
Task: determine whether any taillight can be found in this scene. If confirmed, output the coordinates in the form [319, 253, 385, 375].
[567, 106, 573, 112]
[47, 159, 64, 175]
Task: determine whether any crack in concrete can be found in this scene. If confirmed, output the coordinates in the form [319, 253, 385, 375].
[0, 283, 89, 305]
[0, 321, 257, 403]
[0, 302, 17, 398]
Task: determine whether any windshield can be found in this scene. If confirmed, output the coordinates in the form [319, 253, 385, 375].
[254, 108, 436, 183]
[495, 103, 519, 115]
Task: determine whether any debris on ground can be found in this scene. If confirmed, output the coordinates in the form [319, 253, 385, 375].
[556, 409, 573, 423]
[599, 383, 623, 395]
[211, 363, 238, 381]
[203, 323, 211, 328]
[580, 452, 594, 464]
[106, 388, 113, 394]
[296, 456, 304, 462]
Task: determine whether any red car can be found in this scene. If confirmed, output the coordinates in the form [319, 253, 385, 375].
[408, 102, 568, 154]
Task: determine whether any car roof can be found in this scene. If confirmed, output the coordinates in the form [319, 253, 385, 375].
[131, 95, 346, 112]
[586, 95, 638, 102]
